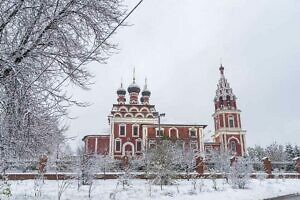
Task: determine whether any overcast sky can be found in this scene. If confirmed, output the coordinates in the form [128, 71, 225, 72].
[66, 0, 300, 150]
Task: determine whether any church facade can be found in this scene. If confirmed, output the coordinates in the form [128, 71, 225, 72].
[82, 65, 247, 158]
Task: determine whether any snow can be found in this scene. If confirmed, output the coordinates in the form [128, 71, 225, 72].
[5, 178, 300, 200]
[293, 157, 300, 161]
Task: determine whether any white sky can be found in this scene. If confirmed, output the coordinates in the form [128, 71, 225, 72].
[66, 0, 300, 150]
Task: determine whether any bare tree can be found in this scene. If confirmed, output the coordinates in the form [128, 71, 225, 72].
[0, 0, 125, 161]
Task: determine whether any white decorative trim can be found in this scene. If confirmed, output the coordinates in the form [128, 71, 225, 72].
[132, 124, 139, 137]
[122, 142, 134, 156]
[143, 127, 148, 150]
[109, 119, 114, 157]
[198, 128, 204, 152]
[119, 106, 128, 112]
[119, 124, 126, 137]
[111, 118, 157, 124]
[124, 113, 134, 118]
[168, 127, 179, 138]
[94, 138, 98, 154]
[129, 107, 139, 112]
[135, 113, 144, 118]
[146, 113, 154, 118]
[114, 113, 122, 117]
[227, 136, 240, 144]
[140, 107, 150, 112]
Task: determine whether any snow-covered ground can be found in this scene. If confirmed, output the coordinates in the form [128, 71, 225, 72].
[3, 178, 300, 200]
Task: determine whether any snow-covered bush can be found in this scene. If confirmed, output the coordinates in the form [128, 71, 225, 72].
[145, 139, 182, 189]
[228, 157, 253, 189]
[208, 149, 231, 182]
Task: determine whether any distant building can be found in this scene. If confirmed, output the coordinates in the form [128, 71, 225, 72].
[82, 65, 246, 158]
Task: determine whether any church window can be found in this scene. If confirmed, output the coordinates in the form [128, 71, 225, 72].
[189, 128, 197, 137]
[229, 116, 234, 128]
[115, 139, 121, 152]
[136, 140, 142, 152]
[119, 124, 126, 136]
[132, 125, 139, 137]
[156, 128, 164, 137]
[229, 140, 237, 152]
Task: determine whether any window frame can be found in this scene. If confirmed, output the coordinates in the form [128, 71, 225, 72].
[115, 139, 122, 153]
[229, 140, 237, 152]
[132, 124, 139, 137]
[228, 116, 235, 128]
[136, 139, 142, 152]
[189, 127, 197, 138]
[155, 128, 164, 137]
[119, 124, 126, 137]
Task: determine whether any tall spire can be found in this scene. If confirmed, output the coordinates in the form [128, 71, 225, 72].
[144, 77, 148, 90]
[214, 64, 236, 110]
[219, 63, 225, 76]
[141, 77, 151, 105]
[128, 67, 140, 104]
[133, 67, 136, 83]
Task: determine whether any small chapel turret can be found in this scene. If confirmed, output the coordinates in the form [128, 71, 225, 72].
[116, 81, 126, 105]
[212, 64, 246, 156]
[141, 78, 151, 105]
[127, 69, 141, 104]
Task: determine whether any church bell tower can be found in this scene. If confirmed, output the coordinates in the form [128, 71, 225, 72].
[212, 64, 246, 156]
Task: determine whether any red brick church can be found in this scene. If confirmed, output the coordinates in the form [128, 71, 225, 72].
[82, 65, 247, 158]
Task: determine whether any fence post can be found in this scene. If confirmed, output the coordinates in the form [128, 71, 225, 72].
[195, 156, 204, 175]
[38, 155, 48, 174]
[293, 157, 300, 174]
[262, 157, 272, 175]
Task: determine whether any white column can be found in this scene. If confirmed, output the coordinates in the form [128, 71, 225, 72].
[95, 137, 98, 154]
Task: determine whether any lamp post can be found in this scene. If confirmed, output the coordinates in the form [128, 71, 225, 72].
[154, 112, 165, 137]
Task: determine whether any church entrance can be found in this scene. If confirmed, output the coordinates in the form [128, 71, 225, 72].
[123, 142, 134, 156]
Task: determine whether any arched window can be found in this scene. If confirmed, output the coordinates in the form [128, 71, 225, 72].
[228, 116, 234, 128]
[124, 113, 133, 118]
[129, 107, 138, 112]
[140, 107, 150, 113]
[119, 124, 126, 136]
[219, 96, 224, 108]
[115, 139, 121, 152]
[229, 140, 237, 152]
[114, 113, 122, 118]
[132, 124, 139, 137]
[136, 139, 142, 152]
[189, 127, 197, 137]
[135, 113, 144, 118]
[146, 114, 154, 118]
[226, 95, 231, 106]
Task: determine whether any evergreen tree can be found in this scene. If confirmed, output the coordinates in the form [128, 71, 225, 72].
[285, 144, 295, 161]
[285, 144, 295, 171]
[294, 145, 300, 157]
